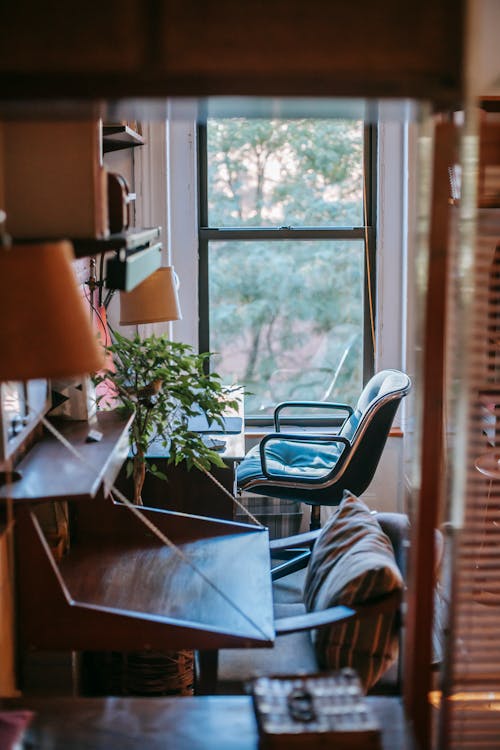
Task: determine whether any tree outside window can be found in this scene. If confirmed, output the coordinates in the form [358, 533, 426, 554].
[200, 118, 373, 417]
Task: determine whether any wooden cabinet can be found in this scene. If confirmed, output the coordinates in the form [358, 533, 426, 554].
[115, 453, 240, 522]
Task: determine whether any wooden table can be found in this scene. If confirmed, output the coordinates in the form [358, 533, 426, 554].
[2, 695, 414, 749]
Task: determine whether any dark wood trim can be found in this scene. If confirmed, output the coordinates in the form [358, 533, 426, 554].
[0, 1, 464, 108]
[403, 121, 458, 749]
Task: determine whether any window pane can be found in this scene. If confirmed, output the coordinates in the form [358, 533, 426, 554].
[208, 240, 365, 416]
[206, 118, 364, 228]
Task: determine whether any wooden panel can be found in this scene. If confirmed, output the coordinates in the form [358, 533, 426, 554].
[159, 0, 463, 103]
[115, 462, 236, 520]
[0, 0, 146, 73]
[15, 497, 274, 653]
[0, 527, 16, 696]
[0, 411, 133, 504]
[403, 121, 459, 749]
[0, 0, 463, 105]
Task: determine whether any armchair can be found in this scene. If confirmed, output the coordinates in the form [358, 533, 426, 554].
[237, 369, 411, 530]
[216, 493, 444, 696]
[216, 494, 414, 695]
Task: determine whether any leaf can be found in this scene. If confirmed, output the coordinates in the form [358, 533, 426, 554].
[148, 466, 168, 481]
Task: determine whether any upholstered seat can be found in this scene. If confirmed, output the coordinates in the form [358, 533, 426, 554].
[236, 370, 412, 525]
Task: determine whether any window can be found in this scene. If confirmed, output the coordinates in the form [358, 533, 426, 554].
[198, 117, 376, 420]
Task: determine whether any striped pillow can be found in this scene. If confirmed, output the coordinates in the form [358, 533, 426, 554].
[303, 492, 404, 690]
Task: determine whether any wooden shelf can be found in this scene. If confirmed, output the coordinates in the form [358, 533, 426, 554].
[71, 226, 161, 259]
[102, 125, 144, 153]
[11, 228, 161, 261]
[0, 410, 133, 505]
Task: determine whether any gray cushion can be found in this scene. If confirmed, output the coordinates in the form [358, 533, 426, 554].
[217, 601, 317, 691]
[303, 491, 404, 690]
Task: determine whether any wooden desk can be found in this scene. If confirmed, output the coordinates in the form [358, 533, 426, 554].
[2, 695, 414, 749]
[2, 411, 273, 688]
[115, 396, 246, 521]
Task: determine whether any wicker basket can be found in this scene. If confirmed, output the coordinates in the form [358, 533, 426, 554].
[82, 649, 194, 696]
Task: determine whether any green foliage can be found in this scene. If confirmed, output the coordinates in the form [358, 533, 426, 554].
[207, 118, 363, 228]
[94, 331, 239, 501]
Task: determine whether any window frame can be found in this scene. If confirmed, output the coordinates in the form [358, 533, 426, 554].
[197, 119, 377, 424]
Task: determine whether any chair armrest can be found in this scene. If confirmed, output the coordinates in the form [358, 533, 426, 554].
[275, 605, 356, 635]
[269, 528, 321, 552]
[274, 590, 402, 636]
[259, 433, 350, 482]
[273, 401, 354, 431]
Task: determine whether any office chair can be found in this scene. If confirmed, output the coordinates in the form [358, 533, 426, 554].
[237, 369, 411, 532]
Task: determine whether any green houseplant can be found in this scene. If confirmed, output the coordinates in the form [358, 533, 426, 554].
[95, 330, 238, 505]
[87, 330, 239, 698]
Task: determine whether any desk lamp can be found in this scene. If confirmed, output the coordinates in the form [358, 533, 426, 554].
[0, 238, 104, 697]
[119, 266, 182, 325]
[0, 240, 105, 381]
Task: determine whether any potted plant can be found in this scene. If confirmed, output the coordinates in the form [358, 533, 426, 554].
[94, 330, 238, 505]
[87, 330, 239, 697]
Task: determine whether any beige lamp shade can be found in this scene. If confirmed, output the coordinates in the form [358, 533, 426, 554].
[119, 266, 182, 325]
[0, 241, 105, 381]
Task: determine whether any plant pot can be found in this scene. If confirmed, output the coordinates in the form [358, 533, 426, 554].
[81, 649, 194, 697]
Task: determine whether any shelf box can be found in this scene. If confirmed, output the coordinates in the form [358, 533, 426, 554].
[2, 120, 108, 239]
[105, 241, 162, 292]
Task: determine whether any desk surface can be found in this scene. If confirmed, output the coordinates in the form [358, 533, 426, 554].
[0, 411, 133, 504]
[2, 695, 414, 750]
[148, 390, 246, 462]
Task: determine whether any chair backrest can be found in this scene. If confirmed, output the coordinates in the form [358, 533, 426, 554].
[330, 369, 411, 500]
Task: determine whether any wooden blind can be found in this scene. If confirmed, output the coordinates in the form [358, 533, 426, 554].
[440, 122, 500, 749]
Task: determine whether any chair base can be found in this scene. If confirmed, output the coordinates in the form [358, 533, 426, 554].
[310, 504, 321, 531]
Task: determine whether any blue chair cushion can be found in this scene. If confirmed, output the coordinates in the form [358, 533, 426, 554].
[236, 439, 345, 486]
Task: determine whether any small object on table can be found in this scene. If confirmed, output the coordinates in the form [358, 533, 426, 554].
[203, 436, 227, 451]
[85, 429, 103, 443]
[250, 669, 381, 749]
